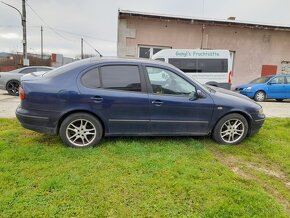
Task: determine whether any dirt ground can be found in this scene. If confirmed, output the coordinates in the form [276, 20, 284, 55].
[0, 89, 290, 118]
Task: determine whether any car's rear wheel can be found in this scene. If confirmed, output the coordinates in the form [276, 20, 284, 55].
[275, 99, 284, 102]
[6, 80, 19, 96]
[212, 113, 248, 145]
[254, 91, 266, 102]
[59, 113, 103, 148]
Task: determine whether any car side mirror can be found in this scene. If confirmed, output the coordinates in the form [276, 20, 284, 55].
[189, 90, 206, 101]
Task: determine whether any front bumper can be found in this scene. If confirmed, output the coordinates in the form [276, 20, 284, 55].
[16, 106, 57, 135]
[239, 90, 255, 98]
[248, 116, 265, 136]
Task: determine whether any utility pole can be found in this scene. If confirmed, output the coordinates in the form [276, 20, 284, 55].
[81, 38, 84, 59]
[22, 0, 28, 65]
[41, 26, 43, 58]
[0, 0, 28, 65]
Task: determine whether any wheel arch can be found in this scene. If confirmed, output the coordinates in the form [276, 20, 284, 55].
[212, 111, 252, 136]
[57, 110, 106, 135]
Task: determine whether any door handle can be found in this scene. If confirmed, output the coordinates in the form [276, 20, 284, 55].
[90, 96, 103, 103]
[152, 100, 163, 106]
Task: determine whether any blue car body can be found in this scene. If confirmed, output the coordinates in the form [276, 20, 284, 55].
[235, 75, 290, 100]
[16, 58, 265, 146]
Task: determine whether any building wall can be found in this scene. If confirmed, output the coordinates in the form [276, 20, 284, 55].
[118, 16, 290, 86]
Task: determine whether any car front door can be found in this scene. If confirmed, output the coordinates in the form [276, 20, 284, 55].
[78, 64, 150, 135]
[144, 66, 214, 135]
[267, 76, 286, 98]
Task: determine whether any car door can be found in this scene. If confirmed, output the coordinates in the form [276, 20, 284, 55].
[78, 64, 150, 135]
[267, 76, 286, 98]
[144, 65, 214, 135]
[284, 76, 290, 98]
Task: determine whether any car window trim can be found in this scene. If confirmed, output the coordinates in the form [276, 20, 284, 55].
[98, 63, 147, 93]
[142, 64, 202, 97]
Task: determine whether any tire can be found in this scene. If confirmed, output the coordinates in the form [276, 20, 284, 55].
[254, 91, 266, 102]
[212, 113, 249, 145]
[59, 113, 103, 148]
[6, 80, 20, 96]
[275, 99, 284, 102]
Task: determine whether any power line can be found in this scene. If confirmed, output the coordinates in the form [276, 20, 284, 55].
[25, 0, 76, 42]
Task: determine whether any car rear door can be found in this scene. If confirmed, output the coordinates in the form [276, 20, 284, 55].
[144, 65, 214, 135]
[78, 64, 150, 135]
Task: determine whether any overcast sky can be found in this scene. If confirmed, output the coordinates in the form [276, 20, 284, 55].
[1, 0, 290, 58]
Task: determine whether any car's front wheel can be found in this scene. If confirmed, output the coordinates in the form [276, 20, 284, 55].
[212, 113, 248, 145]
[6, 80, 20, 96]
[59, 113, 103, 148]
[254, 91, 266, 102]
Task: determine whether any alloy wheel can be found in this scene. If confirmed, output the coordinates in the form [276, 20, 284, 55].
[220, 119, 245, 144]
[7, 81, 19, 95]
[66, 119, 97, 147]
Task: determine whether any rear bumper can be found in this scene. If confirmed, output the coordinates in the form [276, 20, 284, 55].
[16, 106, 57, 135]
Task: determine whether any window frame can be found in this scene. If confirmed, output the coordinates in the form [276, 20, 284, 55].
[98, 63, 147, 93]
[138, 45, 171, 59]
[142, 64, 198, 97]
[80, 67, 101, 89]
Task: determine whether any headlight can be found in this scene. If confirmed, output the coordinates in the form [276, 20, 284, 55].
[258, 108, 264, 115]
[245, 87, 252, 91]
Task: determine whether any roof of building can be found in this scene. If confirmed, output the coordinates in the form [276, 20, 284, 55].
[119, 9, 290, 31]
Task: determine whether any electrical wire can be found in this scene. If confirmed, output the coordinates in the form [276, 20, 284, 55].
[25, 0, 77, 42]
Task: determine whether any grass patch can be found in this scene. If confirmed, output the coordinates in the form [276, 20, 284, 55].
[0, 118, 289, 217]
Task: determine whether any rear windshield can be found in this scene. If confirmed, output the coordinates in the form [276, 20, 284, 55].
[43, 59, 91, 78]
[250, 76, 273, 84]
[168, 58, 228, 73]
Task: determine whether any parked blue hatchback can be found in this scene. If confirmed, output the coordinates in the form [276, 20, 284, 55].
[235, 75, 290, 102]
[16, 58, 265, 147]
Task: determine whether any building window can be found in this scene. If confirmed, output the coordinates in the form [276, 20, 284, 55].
[281, 61, 290, 75]
[138, 45, 171, 59]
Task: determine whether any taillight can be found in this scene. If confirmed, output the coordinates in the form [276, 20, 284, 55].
[228, 71, 232, 84]
[19, 87, 26, 100]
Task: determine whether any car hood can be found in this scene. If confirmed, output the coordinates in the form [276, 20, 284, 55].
[207, 85, 262, 110]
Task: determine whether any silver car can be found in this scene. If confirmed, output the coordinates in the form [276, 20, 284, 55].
[0, 66, 53, 95]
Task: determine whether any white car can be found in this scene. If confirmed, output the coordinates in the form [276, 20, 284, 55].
[0, 66, 53, 95]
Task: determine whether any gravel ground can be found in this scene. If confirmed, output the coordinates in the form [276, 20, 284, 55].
[0, 89, 290, 118]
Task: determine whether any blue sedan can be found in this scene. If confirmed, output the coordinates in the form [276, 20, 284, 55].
[16, 58, 265, 147]
[235, 75, 290, 102]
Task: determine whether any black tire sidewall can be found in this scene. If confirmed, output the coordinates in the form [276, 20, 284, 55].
[59, 113, 103, 148]
[6, 80, 19, 96]
[212, 113, 249, 145]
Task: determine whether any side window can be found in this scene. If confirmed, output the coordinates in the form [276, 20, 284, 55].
[100, 65, 141, 92]
[285, 76, 290, 84]
[81, 68, 100, 89]
[19, 68, 37, 74]
[37, 68, 51, 72]
[270, 77, 284, 84]
[146, 67, 196, 96]
[169, 59, 197, 73]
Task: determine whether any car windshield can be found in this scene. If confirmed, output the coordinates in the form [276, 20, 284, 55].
[250, 76, 273, 84]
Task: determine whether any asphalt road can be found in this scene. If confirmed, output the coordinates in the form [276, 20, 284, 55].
[0, 89, 290, 118]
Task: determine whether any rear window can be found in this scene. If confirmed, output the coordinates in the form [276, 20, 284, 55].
[168, 58, 228, 73]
